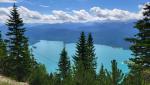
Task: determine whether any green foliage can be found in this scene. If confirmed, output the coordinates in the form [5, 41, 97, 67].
[4, 3, 36, 81]
[126, 3, 150, 84]
[29, 64, 49, 85]
[126, 3, 150, 70]
[73, 32, 97, 85]
[107, 60, 124, 85]
[74, 32, 87, 69]
[0, 31, 7, 74]
[97, 65, 108, 85]
[73, 32, 87, 85]
[58, 47, 71, 80]
[87, 33, 97, 71]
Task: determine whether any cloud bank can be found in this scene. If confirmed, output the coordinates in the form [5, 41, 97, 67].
[0, 6, 143, 23]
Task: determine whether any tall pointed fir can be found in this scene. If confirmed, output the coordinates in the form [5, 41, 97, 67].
[87, 33, 96, 72]
[126, 2, 150, 84]
[0, 31, 7, 74]
[73, 32, 88, 85]
[6, 4, 34, 81]
[58, 46, 71, 82]
[74, 32, 87, 69]
[97, 65, 107, 85]
[86, 33, 97, 85]
[126, 3, 150, 70]
[108, 60, 124, 85]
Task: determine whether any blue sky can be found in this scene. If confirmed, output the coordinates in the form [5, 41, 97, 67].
[0, 0, 149, 13]
[0, 0, 149, 23]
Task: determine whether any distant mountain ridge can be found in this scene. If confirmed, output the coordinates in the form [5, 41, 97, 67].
[0, 21, 138, 49]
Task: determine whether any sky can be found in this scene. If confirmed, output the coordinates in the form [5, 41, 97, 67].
[0, 0, 149, 23]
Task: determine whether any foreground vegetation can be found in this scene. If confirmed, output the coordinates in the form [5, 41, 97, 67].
[0, 2, 149, 85]
[0, 75, 28, 85]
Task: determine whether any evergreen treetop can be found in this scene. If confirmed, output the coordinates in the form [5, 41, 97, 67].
[126, 2, 150, 69]
[58, 46, 71, 80]
[5, 3, 35, 81]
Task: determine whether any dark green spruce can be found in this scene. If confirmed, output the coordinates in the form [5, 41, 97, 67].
[126, 3, 150, 85]
[73, 32, 97, 85]
[87, 33, 97, 73]
[73, 32, 88, 85]
[5, 4, 35, 81]
[86, 33, 97, 85]
[97, 65, 107, 85]
[126, 3, 150, 70]
[0, 31, 7, 74]
[58, 47, 71, 79]
[107, 60, 124, 85]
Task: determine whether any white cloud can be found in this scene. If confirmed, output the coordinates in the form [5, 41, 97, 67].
[0, 6, 143, 23]
[0, 0, 16, 3]
[90, 7, 142, 21]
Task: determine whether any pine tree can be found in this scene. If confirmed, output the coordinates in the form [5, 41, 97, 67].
[48, 73, 55, 85]
[97, 65, 107, 85]
[87, 33, 96, 73]
[58, 47, 71, 80]
[126, 2, 150, 70]
[126, 3, 150, 84]
[73, 32, 98, 85]
[74, 32, 87, 69]
[0, 31, 7, 74]
[108, 60, 124, 85]
[122, 74, 144, 85]
[53, 72, 62, 85]
[5, 4, 34, 81]
[73, 32, 88, 85]
[86, 33, 97, 85]
[29, 64, 49, 85]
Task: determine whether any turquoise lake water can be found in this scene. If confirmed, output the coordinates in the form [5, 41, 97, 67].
[31, 40, 132, 73]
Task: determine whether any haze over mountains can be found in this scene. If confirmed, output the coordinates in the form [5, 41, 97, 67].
[0, 21, 137, 72]
[0, 20, 138, 49]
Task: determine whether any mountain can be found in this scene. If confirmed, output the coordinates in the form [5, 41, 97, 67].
[0, 21, 135, 73]
[0, 21, 138, 49]
[31, 40, 132, 73]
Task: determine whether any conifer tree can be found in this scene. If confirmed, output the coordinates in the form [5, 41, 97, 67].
[126, 3, 150, 84]
[58, 47, 71, 80]
[87, 33, 96, 73]
[122, 74, 143, 85]
[0, 31, 7, 73]
[86, 33, 97, 85]
[73, 32, 98, 85]
[29, 64, 49, 85]
[97, 65, 107, 85]
[73, 32, 88, 85]
[53, 72, 62, 85]
[74, 32, 87, 69]
[108, 60, 124, 85]
[5, 4, 34, 81]
[49, 73, 55, 85]
[126, 2, 150, 70]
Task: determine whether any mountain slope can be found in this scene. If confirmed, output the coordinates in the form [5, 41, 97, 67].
[0, 21, 138, 49]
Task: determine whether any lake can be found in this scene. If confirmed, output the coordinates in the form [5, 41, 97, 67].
[31, 40, 132, 73]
